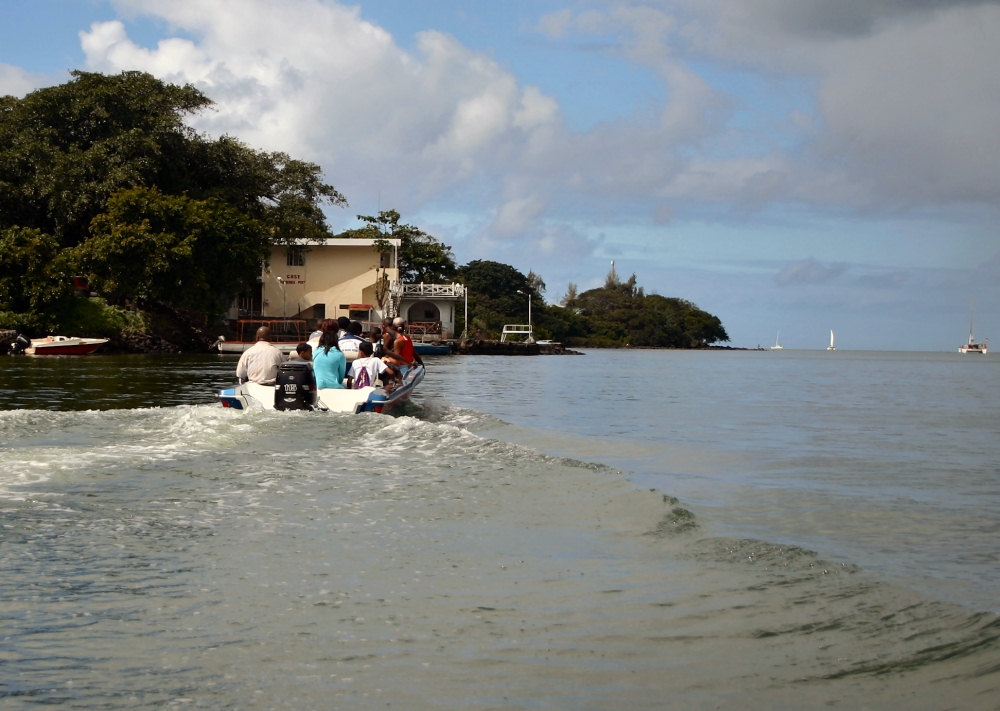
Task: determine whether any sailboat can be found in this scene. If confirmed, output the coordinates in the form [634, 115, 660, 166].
[958, 296, 988, 354]
[827, 329, 836, 351]
[770, 331, 783, 350]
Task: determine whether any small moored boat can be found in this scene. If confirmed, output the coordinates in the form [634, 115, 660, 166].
[414, 342, 450, 356]
[216, 319, 308, 355]
[20, 335, 109, 355]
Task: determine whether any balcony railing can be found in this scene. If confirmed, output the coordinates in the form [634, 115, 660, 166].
[500, 324, 534, 342]
[390, 282, 467, 299]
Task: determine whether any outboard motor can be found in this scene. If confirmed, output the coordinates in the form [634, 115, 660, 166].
[8, 334, 29, 355]
[273, 361, 317, 411]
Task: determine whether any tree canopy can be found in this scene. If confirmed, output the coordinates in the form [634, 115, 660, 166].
[75, 187, 269, 317]
[0, 70, 344, 332]
[340, 210, 458, 283]
[458, 262, 729, 348]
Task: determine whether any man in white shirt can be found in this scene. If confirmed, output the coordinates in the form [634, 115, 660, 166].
[236, 326, 286, 384]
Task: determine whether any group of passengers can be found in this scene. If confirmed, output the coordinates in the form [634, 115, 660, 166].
[235, 316, 424, 390]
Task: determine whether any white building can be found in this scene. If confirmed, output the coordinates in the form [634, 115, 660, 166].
[391, 282, 467, 341]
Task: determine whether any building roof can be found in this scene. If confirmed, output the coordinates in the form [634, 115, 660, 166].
[288, 237, 402, 248]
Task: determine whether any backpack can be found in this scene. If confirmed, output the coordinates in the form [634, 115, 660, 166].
[353, 364, 372, 389]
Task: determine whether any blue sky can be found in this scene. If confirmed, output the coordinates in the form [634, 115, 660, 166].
[2, 0, 999, 350]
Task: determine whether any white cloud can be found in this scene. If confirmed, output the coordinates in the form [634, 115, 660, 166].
[492, 194, 547, 237]
[75, 0, 1000, 232]
[776, 258, 848, 285]
[815, 6, 1000, 205]
[0, 63, 59, 97]
[83, 0, 567, 224]
[531, 1, 1000, 213]
[671, 0, 1000, 207]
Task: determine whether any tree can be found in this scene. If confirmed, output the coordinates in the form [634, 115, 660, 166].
[456, 260, 534, 336]
[0, 227, 75, 330]
[0, 70, 212, 247]
[74, 187, 270, 318]
[683, 307, 729, 346]
[343, 210, 457, 283]
[186, 137, 346, 244]
[575, 277, 729, 347]
[0, 71, 345, 331]
[561, 282, 580, 312]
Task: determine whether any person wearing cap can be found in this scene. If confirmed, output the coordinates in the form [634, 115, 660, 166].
[386, 317, 423, 373]
[378, 318, 409, 367]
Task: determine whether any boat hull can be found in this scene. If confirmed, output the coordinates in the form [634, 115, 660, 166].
[414, 343, 450, 356]
[218, 341, 303, 355]
[217, 365, 424, 414]
[958, 343, 988, 354]
[25, 337, 109, 355]
[218, 341, 359, 360]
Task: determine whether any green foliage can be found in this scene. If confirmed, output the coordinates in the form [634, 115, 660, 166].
[457, 260, 537, 337]
[342, 210, 457, 283]
[0, 70, 344, 331]
[0, 227, 75, 330]
[455, 263, 729, 347]
[59, 297, 148, 338]
[75, 187, 270, 317]
[0, 70, 211, 247]
[574, 273, 729, 347]
[181, 136, 345, 244]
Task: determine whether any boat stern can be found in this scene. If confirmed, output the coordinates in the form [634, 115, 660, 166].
[217, 384, 252, 409]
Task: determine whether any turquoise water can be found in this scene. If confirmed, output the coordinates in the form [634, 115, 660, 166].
[1, 349, 998, 709]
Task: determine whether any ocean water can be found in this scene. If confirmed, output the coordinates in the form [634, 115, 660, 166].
[1, 349, 998, 709]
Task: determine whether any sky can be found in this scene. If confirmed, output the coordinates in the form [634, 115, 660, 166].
[2, 0, 999, 350]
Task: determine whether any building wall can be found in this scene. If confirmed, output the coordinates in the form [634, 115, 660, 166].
[400, 299, 459, 339]
[260, 238, 399, 323]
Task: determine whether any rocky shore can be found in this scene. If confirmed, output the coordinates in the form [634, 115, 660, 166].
[454, 339, 581, 355]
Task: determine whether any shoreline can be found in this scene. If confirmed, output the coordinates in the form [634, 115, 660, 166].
[3, 328, 753, 356]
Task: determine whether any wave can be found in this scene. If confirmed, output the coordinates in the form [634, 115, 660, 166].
[3, 400, 1000, 708]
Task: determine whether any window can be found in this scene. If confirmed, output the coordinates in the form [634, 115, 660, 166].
[286, 247, 305, 267]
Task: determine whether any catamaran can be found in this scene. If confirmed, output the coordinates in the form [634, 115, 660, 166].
[770, 331, 783, 350]
[827, 330, 836, 351]
[958, 296, 988, 354]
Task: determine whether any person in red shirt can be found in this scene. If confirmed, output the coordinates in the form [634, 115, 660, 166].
[383, 317, 423, 373]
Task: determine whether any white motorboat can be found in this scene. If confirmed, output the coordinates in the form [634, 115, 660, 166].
[217, 364, 424, 414]
[17, 335, 109, 355]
